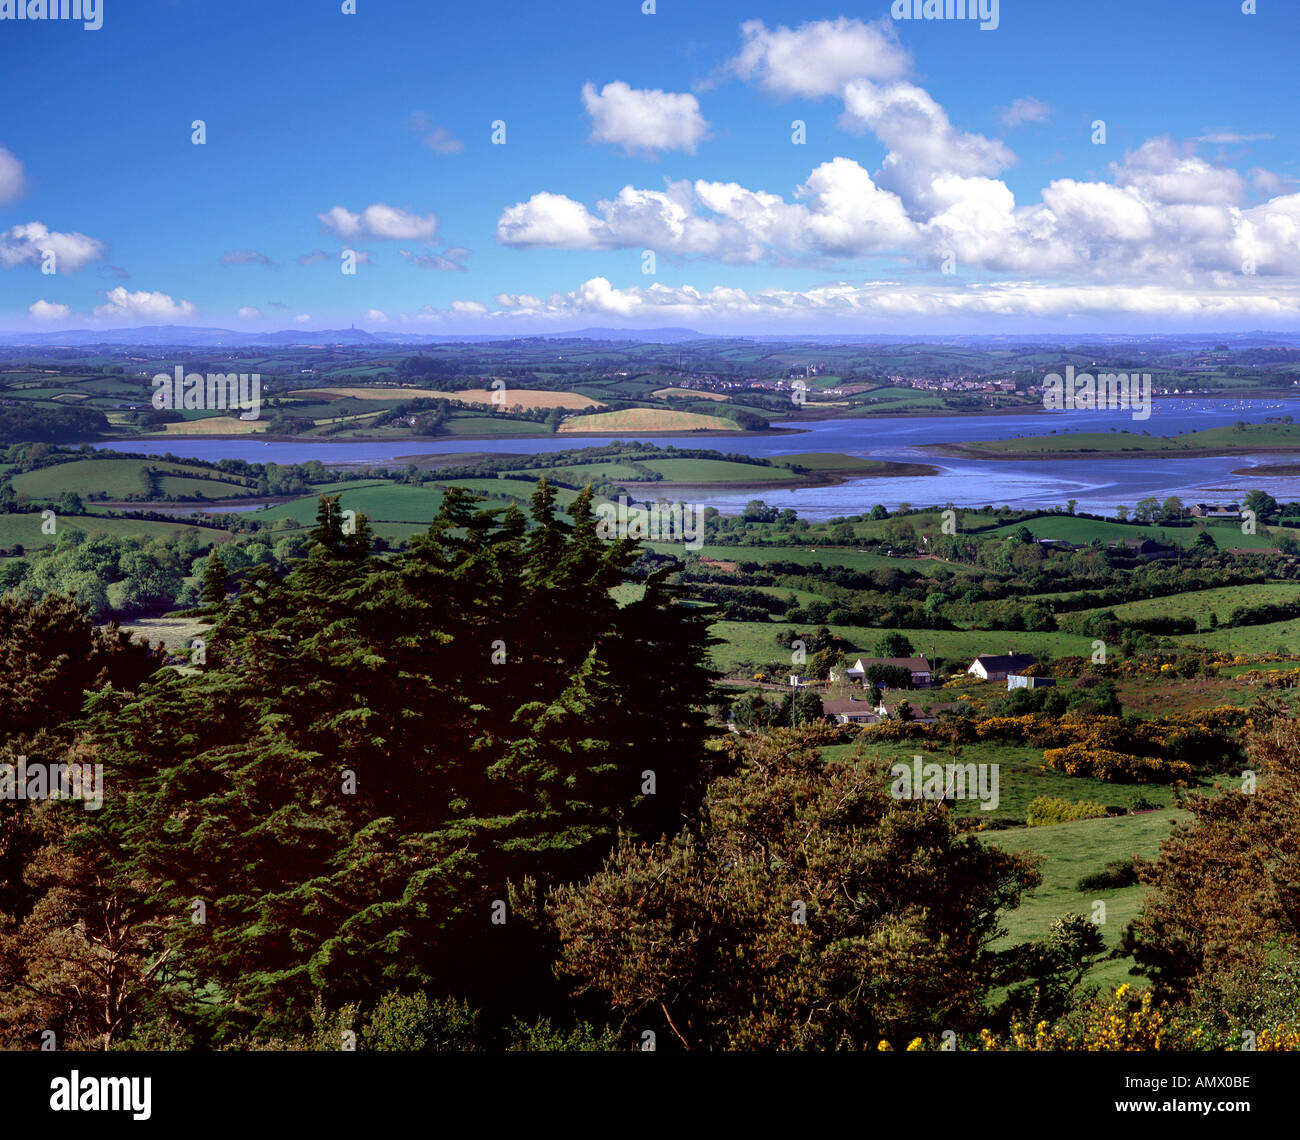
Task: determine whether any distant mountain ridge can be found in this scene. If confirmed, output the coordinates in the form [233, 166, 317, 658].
[1, 325, 1300, 349]
[0, 324, 706, 347]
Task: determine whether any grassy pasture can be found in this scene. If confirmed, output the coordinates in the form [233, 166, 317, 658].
[291, 386, 603, 410]
[250, 479, 555, 531]
[962, 422, 1300, 456]
[557, 408, 740, 433]
[441, 417, 546, 436]
[822, 739, 1198, 824]
[1179, 617, 1300, 655]
[275, 396, 398, 418]
[118, 615, 212, 655]
[983, 515, 1281, 549]
[10, 458, 247, 500]
[811, 741, 1197, 989]
[838, 389, 952, 410]
[515, 461, 646, 482]
[704, 617, 1093, 673]
[777, 452, 878, 471]
[150, 416, 269, 435]
[652, 387, 727, 401]
[251, 484, 449, 527]
[637, 458, 785, 483]
[1113, 671, 1300, 717]
[154, 475, 260, 499]
[438, 477, 585, 509]
[0, 512, 229, 552]
[983, 811, 1189, 988]
[647, 542, 962, 575]
[1081, 582, 1300, 627]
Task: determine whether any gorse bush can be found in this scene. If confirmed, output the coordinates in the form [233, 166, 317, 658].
[1042, 744, 1194, 784]
[1026, 796, 1108, 826]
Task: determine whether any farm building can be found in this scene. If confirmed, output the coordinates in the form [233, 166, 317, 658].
[1188, 503, 1241, 519]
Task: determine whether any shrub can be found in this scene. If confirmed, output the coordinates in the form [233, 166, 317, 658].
[1026, 796, 1108, 827]
[1042, 744, 1194, 784]
[361, 993, 480, 1051]
[1076, 858, 1140, 892]
[506, 1018, 618, 1051]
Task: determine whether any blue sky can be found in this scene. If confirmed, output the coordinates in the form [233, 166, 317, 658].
[1, 0, 1297, 334]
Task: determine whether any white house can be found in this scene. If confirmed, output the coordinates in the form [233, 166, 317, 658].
[845, 656, 933, 687]
[968, 653, 1036, 681]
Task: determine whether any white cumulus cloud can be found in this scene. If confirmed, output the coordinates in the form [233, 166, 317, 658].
[841, 80, 1015, 212]
[28, 299, 70, 321]
[581, 81, 710, 155]
[724, 17, 910, 98]
[488, 20, 1299, 315]
[318, 203, 439, 241]
[1113, 137, 1244, 206]
[93, 287, 197, 320]
[0, 221, 106, 271]
[484, 275, 1300, 324]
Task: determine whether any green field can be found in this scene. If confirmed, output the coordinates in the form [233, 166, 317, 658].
[558, 408, 741, 434]
[983, 811, 1190, 990]
[837, 387, 953, 409]
[1082, 582, 1300, 628]
[823, 739, 1197, 824]
[651, 542, 966, 576]
[119, 615, 213, 655]
[251, 483, 448, 527]
[637, 458, 787, 483]
[960, 421, 1300, 457]
[504, 450, 894, 491]
[984, 514, 1281, 550]
[441, 417, 547, 436]
[11, 458, 256, 500]
[775, 452, 877, 471]
[247, 478, 546, 537]
[0, 512, 229, 551]
[515, 461, 647, 482]
[707, 618, 1093, 673]
[1180, 617, 1300, 655]
[436, 478, 585, 509]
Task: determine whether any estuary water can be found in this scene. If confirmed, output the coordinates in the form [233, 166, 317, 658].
[94, 397, 1300, 520]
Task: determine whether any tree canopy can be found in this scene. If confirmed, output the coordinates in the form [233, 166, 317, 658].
[0, 487, 718, 1045]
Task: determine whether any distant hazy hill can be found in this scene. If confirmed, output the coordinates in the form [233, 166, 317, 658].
[550, 327, 703, 342]
[1, 325, 1299, 350]
[0, 325, 392, 347]
[0, 324, 703, 347]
